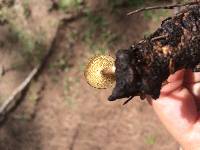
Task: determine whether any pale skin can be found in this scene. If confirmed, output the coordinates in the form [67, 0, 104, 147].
[149, 69, 200, 150]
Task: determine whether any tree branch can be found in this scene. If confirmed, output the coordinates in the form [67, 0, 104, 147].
[127, 1, 200, 16]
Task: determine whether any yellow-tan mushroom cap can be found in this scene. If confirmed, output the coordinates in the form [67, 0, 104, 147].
[84, 55, 115, 89]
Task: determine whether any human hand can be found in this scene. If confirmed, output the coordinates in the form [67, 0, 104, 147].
[150, 70, 200, 150]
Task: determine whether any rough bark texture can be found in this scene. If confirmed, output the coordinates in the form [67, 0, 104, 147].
[109, 5, 200, 101]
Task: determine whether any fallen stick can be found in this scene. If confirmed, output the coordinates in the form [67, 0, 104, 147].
[0, 66, 39, 123]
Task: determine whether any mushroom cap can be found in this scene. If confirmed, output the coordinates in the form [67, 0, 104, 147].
[84, 55, 115, 89]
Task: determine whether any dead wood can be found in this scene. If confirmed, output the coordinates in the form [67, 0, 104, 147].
[109, 5, 200, 102]
[127, 1, 200, 16]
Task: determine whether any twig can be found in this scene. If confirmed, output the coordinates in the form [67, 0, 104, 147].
[127, 1, 200, 16]
[0, 66, 39, 123]
[173, 0, 181, 14]
[0, 12, 84, 125]
[151, 34, 168, 42]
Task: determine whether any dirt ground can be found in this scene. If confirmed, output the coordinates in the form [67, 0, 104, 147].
[0, 0, 180, 150]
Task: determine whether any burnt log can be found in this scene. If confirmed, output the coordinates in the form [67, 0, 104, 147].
[109, 5, 200, 101]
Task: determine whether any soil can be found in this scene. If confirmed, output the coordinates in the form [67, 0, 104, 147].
[0, 0, 179, 150]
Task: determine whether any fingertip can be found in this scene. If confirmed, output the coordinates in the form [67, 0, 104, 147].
[161, 69, 185, 94]
[167, 69, 185, 83]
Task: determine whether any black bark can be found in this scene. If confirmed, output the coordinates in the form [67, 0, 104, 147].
[109, 5, 200, 102]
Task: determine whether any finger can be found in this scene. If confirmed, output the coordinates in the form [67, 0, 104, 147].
[187, 83, 200, 100]
[161, 70, 185, 94]
[184, 70, 200, 84]
[184, 71, 200, 100]
[167, 69, 185, 83]
[152, 88, 198, 144]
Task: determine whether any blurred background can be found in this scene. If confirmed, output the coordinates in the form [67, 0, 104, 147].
[0, 0, 188, 149]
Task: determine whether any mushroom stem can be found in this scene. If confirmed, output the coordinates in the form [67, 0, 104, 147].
[102, 66, 116, 76]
